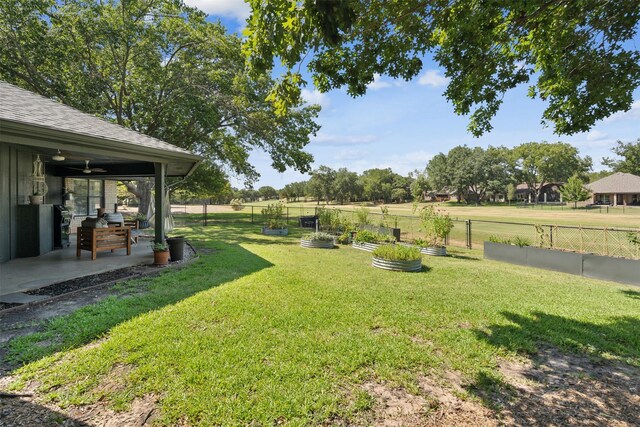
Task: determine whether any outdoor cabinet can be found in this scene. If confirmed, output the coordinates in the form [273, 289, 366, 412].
[17, 204, 53, 257]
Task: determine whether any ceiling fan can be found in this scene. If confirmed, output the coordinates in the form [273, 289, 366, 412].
[68, 160, 107, 174]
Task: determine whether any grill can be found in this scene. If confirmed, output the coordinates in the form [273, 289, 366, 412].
[54, 205, 71, 249]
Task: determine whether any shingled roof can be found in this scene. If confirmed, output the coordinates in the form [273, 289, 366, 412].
[586, 172, 640, 194]
[0, 81, 198, 160]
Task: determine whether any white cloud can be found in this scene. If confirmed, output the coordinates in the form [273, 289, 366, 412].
[312, 133, 377, 146]
[586, 130, 607, 141]
[367, 74, 392, 90]
[183, 0, 250, 21]
[334, 149, 370, 161]
[301, 89, 330, 108]
[418, 69, 450, 87]
[603, 100, 640, 123]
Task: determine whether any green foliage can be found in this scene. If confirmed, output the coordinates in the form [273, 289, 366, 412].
[513, 236, 532, 247]
[354, 206, 371, 226]
[336, 231, 351, 245]
[372, 244, 421, 261]
[258, 186, 279, 200]
[302, 232, 334, 242]
[333, 168, 362, 204]
[261, 202, 286, 229]
[488, 235, 512, 245]
[602, 139, 640, 176]
[151, 242, 168, 252]
[317, 207, 343, 234]
[512, 142, 592, 202]
[0, 0, 320, 186]
[353, 230, 394, 244]
[628, 232, 640, 247]
[417, 206, 453, 247]
[230, 198, 244, 211]
[245, 0, 640, 136]
[506, 183, 517, 203]
[560, 175, 591, 208]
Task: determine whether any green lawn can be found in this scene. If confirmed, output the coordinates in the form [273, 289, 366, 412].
[6, 223, 640, 426]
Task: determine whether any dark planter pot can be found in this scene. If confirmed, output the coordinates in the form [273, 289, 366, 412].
[138, 219, 150, 229]
[299, 215, 318, 228]
[484, 241, 528, 266]
[166, 236, 185, 262]
[262, 227, 288, 236]
[360, 224, 401, 242]
[153, 250, 169, 266]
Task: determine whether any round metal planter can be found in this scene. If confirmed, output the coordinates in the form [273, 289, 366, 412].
[420, 246, 447, 256]
[262, 227, 289, 236]
[352, 242, 382, 252]
[300, 239, 335, 249]
[372, 257, 422, 272]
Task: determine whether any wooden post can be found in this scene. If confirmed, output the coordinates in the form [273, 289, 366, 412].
[154, 162, 166, 244]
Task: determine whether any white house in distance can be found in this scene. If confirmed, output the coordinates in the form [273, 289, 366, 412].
[586, 172, 640, 206]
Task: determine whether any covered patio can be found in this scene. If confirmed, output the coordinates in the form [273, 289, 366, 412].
[0, 82, 200, 296]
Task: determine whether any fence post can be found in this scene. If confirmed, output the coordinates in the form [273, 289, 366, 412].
[286, 207, 289, 225]
[549, 225, 553, 248]
[203, 203, 207, 227]
[251, 206, 254, 224]
[466, 220, 472, 249]
[604, 227, 608, 256]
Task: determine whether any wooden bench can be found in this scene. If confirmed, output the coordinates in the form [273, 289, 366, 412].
[76, 226, 132, 260]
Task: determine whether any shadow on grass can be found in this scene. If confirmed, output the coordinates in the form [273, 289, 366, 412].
[468, 310, 640, 425]
[0, 396, 92, 426]
[2, 238, 273, 367]
[621, 289, 640, 300]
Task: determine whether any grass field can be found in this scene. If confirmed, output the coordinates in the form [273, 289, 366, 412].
[5, 222, 639, 425]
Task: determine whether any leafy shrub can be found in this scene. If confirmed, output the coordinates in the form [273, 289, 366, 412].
[317, 208, 343, 233]
[261, 202, 286, 229]
[230, 198, 244, 211]
[354, 230, 395, 244]
[355, 206, 371, 226]
[488, 235, 512, 244]
[302, 232, 334, 242]
[337, 231, 351, 245]
[513, 236, 531, 247]
[416, 205, 453, 247]
[372, 244, 421, 261]
[628, 231, 640, 247]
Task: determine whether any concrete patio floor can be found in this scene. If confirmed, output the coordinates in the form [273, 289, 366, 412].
[0, 235, 152, 302]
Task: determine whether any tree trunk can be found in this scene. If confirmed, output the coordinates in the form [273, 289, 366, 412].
[124, 178, 154, 218]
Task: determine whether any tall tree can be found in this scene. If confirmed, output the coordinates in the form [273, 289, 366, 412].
[425, 153, 450, 196]
[309, 166, 337, 203]
[360, 168, 395, 203]
[602, 139, 640, 176]
[512, 142, 592, 203]
[258, 186, 279, 200]
[409, 170, 431, 202]
[245, 1, 640, 136]
[333, 168, 361, 204]
[0, 0, 320, 215]
[560, 174, 591, 208]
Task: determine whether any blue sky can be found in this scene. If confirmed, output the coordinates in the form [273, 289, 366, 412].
[185, 0, 640, 189]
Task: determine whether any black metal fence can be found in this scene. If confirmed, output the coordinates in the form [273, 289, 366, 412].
[170, 204, 640, 260]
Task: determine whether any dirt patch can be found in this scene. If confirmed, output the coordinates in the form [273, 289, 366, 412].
[492, 346, 640, 426]
[361, 375, 497, 427]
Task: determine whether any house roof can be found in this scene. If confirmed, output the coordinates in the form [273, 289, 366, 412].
[0, 81, 200, 176]
[586, 172, 640, 194]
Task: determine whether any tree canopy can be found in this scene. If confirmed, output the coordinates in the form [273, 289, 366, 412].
[602, 139, 640, 176]
[0, 0, 320, 185]
[244, 0, 640, 136]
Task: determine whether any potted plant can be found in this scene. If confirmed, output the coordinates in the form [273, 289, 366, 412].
[372, 244, 422, 272]
[415, 205, 453, 256]
[261, 202, 288, 235]
[135, 212, 150, 229]
[300, 232, 335, 249]
[29, 191, 44, 205]
[152, 241, 170, 265]
[230, 198, 245, 211]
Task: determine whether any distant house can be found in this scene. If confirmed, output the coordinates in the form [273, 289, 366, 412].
[515, 183, 564, 203]
[586, 172, 640, 206]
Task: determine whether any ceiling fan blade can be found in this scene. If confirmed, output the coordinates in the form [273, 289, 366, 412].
[91, 168, 108, 173]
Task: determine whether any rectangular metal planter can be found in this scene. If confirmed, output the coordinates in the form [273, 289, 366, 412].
[582, 254, 640, 285]
[527, 246, 583, 276]
[483, 241, 528, 266]
[261, 227, 288, 236]
[484, 241, 640, 286]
